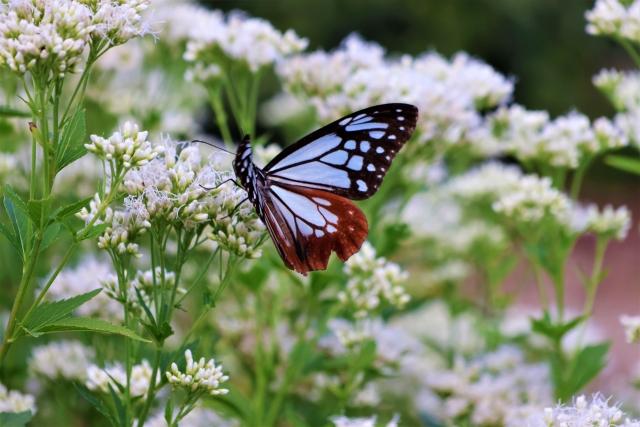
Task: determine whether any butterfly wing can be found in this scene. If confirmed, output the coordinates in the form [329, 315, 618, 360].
[264, 103, 418, 200]
[258, 183, 368, 275]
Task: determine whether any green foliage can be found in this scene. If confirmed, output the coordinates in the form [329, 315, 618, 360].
[0, 411, 32, 427]
[75, 385, 121, 427]
[37, 318, 150, 342]
[605, 154, 640, 175]
[55, 110, 87, 173]
[554, 343, 611, 402]
[531, 311, 585, 341]
[0, 105, 31, 118]
[26, 196, 52, 229]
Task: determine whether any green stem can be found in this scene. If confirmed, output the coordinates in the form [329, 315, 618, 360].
[167, 228, 187, 319]
[60, 56, 94, 125]
[39, 78, 51, 198]
[174, 248, 218, 306]
[136, 345, 162, 427]
[210, 89, 234, 150]
[617, 36, 640, 69]
[569, 157, 593, 201]
[532, 262, 549, 310]
[0, 236, 43, 366]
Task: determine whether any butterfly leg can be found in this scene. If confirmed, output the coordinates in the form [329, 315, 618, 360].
[221, 197, 249, 219]
[200, 178, 241, 191]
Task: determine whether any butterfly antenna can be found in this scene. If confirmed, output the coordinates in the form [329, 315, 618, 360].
[191, 139, 236, 156]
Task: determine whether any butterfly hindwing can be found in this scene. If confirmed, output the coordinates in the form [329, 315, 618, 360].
[264, 103, 418, 200]
[259, 183, 368, 274]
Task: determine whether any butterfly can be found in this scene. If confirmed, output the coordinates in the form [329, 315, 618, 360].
[231, 103, 418, 275]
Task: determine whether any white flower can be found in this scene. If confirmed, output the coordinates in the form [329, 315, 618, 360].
[87, 360, 158, 398]
[40, 256, 123, 322]
[166, 349, 229, 395]
[184, 9, 307, 74]
[143, 407, 239, 427]
[620, 314, 640, 343]
[586, 0, 628, 37]
[586, 204, 632, 240]
[91, 0, 154, 46]
[526, 394, 639, 427]
[29, 340, 95, 381]
[330, 414, 400, 427]
[339, 241, 410, 318]
[0, 383, 36, 414]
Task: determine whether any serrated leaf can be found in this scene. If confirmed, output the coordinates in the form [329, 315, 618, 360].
[82, 222, 109, 240]
[56, 195, 94, 219]
[22, 288, 102, 333]
[40, 223, 60, 252]
[0, 222, 21, 259]
[0, 410, 32, 427]
[531, 312, 585, 341]
[605, 155, 640, 175]
[134, 286, 155, 327]
[3, 186, 28, 214]
[56, 109, 87, 172]
[38, 317, 150, 342]
[26, 196, 52, 228]
[4, 191, 28, 258]
[0, 105, 31, 118]
[74, 385, 119, 427]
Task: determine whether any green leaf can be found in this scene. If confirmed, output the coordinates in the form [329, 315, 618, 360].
[26, 196, 52, 228]
[284, 405, 311, 427]
[38, 317, 151, 342]
[0, 410, 32, 427]
[560, 343, 610, 401]
[58, 216, 77, 236]
[4, 190, 29, 259]
[355, 339, 377, 370]
[605, 155, 640, 175]
[56, 195, 94, 219]
[22, 288, 103, 333]
[40, 223, 60, 252]
[82, 223, 109, 240]
[531, 312, 585, 341]
[56, 109, 87, 172]
[0, 222, 21, 259]
[108, 383, 126, 427]
[74, 385, 120, 427]
[164, 397, 173, 425]
[4, 186, 28, 217]
[134, 286, 155, 327]
[0, 105, 31, 118]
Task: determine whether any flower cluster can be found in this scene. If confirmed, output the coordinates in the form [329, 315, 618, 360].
[586, 0, 640, 45]
[184, 9, 308, 78]
[278, 34, 512, 156]
[86, 359, 157, 398]
[85, 121, 164, 182]
[620, 314, 640, 344]
[42, 256, 123, 322]
[474, 105, 628, 169]
[339, 242, 410, 318]
[423, 346, 553, 426]
[0, 0, 154, 78]
[0, 383, 36, 414]
[29, 340, 95, 381]
[526, 394, 640, 427]
[585, 204, 632, 240]
[166, 349, 229, 396]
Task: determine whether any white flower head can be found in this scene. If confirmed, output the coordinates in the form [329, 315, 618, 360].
[86, 359, 158, 398]
[0, 383, 36, 414]
[29, 340, 95, 382]
[620, 314, 640, 343]
[166, 349, 229, 396]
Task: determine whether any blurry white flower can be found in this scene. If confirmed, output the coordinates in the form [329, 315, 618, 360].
[339, 242, 410, 318]
[586, 204, 632, 240]
[185, 9, 308, 74]
[41, 256, 123, 322]
[330, 414, 400, 427]
[620, 314, 640, 343]
[87, 359, 157, 398]
[586, 0, 631, 39]
[349, 382, 382, 407]
[445, 161, 523, 203]
[144, 407, 239, 427]
[526, 394, 638, 427]
[29, 340, 95, 382]
[91, 0, 154, 46]
[0, 383, 36, 414]
[259, 92, 308, 128]
[166, 349, 229, 395]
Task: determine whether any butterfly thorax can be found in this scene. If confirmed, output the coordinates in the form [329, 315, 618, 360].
[234, 135, 267, 217]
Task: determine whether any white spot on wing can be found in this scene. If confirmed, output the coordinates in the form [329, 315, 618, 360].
[356, 180, 367, 192]
[312, 197, 331, 206]
[272, 162, 350, 188]
[398, 116, 404, 121]
[268, 134, 342, 171]
[354, 114, 366, 120]
[367, 164, 375, 172]
[339, 117, 352, 126]
[346, 123, 389, 132]
[315, 229, 325, 237]
[327, 224, 337, 233]
[297, 218, 313, 236]
[347, 156, 363, 171]
[369, 131, 385, 139]
[360, 141, 370, 152]
[388, 135, 396, 140]
[319, 207, 338, 224]
[376, 147, 384, 153]
[396, 109, 401, 112]
[321, 150, 348, 165]
[400, 126, 405, 130]
[345, 140, 356, 150]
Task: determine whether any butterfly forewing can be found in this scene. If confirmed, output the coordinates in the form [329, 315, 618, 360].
[264, 103, 418, 200]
